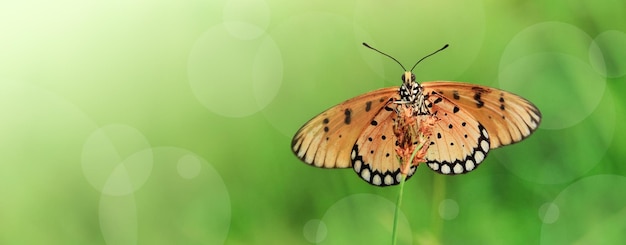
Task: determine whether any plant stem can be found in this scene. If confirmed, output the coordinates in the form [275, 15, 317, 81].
[391, 141, 424, 245]
[391, 169, 406, 245]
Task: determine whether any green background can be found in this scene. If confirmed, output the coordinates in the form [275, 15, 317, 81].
[1, 0, 625, 244]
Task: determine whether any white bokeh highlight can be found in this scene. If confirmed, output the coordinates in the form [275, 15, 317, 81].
[262, 12, 382, 137]
[319, 194, 412, 244]
[99, 195, 138, 245]
[541, 175, 626, 244]
[303, 219, 328, 243]
[188, 24, 283, 118]
[538, 202, 559, 224]
[177, 154, 202, 179]
[93, 146, 231, 244]
[82, 124, 153, 196]
[223, 0, 270, 40]
[590, 30, 626, 78]
[499, 53, 606, 130]
[499, 21, 606, 130]
[438, 199, 459, 220]
[148, 147, 231, 244]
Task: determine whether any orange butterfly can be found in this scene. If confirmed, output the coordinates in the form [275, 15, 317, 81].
[291, 43, 541, 186]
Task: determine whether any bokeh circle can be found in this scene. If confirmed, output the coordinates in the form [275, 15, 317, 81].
[82, 124, 153, 196]
[222, 0, 271, 40]
[589, 30, 626, 78]
[188, 24, 283, 118]
[319, 193, 412, 244]
[541, 175, 626, 244]
[303, 219, 328, 243]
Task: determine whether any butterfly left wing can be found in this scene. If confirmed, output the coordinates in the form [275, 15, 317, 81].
[292, 87, 399, 169]
[422, 81, 541, 149]
[419, 81, 541, 175]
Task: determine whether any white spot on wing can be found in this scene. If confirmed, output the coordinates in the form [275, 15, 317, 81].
[429, 162, 439, 171]
[384, 174, 393, 185]
[482, 128, 489, 139]
[354, 160, 362, 172]
[351, 149, 356, 160]
[474, 151, 485, 163]
[361, 168, 371, 181]
[372, 174, 382, 186]
[453, 163, 463, 174]
[441, 165, 451, 174]
[481, 140, 489, 152]
[465, 160, 475, 171]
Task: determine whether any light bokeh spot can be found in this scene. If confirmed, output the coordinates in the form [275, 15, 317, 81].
[99, 194, 137, 245]
[499, 22, 606, 130]
[439, 199, 460, 220]
[541, 175, 626, 244]
[320, 194, 412, 244]
[538, 202, 559, 224]
[499, 53, 605, 130]
[262, 12, 382, 137]
[223, 0, 270, 40]
[136, 147, 231, 244]
[188, 24, 283, 118]
[177, 154, 202, 179]
[303, 219, 328, 243]
[82, 124, 153, 196]
[590, 30, 626, 78]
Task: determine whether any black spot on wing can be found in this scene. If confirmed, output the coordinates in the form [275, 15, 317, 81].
[453, 90, 460, 100]
[344, 109, 352, 124]
[474, 93, 484, 108]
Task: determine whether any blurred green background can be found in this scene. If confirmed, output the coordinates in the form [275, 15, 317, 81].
[1, 0, 625, 244]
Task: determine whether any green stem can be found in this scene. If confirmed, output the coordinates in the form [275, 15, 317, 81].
[391, 169, 406, 245]
[391, 141, 425, 245]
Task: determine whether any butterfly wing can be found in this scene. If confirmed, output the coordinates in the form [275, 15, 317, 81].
[418, 81, 540, 175]
[422, 82, 541, 149]
[292, 87, 399, 169]
[350, 104, 418, 186]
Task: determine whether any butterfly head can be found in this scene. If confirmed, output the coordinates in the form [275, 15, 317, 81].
[401, 71, 416, 84]
[362, 42, 448, 115]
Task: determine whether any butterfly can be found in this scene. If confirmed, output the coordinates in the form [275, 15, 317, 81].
[291, 43, 541, 186]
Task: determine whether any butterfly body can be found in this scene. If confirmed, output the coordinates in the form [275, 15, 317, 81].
[291, 46, 541, 187]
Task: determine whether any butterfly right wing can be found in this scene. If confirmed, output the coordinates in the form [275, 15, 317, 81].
[292, 87, 400, 169]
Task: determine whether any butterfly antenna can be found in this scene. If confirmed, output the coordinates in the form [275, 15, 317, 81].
[409, 44, 449, 72]
[362, 42, 407, 71]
